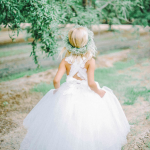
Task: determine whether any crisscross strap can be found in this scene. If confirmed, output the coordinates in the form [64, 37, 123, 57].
[65, 56, 87, 80]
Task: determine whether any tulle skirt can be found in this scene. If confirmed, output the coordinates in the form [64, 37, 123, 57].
[19, 78, 130, 150]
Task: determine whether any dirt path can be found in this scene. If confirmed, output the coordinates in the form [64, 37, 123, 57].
[121, 60, 150, 150]
[0, 50, 150, 150]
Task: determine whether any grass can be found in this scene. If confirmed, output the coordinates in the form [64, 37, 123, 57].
[30, 58, 150, 105]
[146, 112, 150, 120]
[146, 141, 150, 148]
[130, 68, 141, 72]
[141, 62, 150, 66]
[113, 59, 135, 70]
[31, 82, 54, 95]
[123, 87, 150, 105]
[95, 59, 150, 105]
[94, 60, 135, 90]
[0, 66, 53, 82]
[0, 47, 131, 82]
[30, 59, 150, 105]
[3, 55, 149, 105]
[99, 48, 127, 55]
[31, 74, 67, 95]
[0, 48, 32, 58]
[129, 118, 140, 125]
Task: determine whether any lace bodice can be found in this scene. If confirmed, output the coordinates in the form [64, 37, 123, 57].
[65, 56, 88, 81]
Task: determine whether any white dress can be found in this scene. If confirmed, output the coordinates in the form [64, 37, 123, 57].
[19, 56, 130, 150]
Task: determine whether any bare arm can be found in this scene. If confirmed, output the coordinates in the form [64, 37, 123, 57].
[53, 58, 66, 89]
[87, 58, 106, 98]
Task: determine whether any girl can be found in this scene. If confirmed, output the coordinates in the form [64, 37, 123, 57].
[19, 25, 130, 150]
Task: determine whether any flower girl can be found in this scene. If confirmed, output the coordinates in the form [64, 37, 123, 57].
[19, 25, 130, 150]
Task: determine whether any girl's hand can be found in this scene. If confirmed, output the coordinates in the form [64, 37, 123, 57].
[98, 89, 106, 98]
[53, 89, 58, 94]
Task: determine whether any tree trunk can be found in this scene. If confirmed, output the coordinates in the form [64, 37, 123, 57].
[82, 0, 87, 8]
[92, 0, 96, 9]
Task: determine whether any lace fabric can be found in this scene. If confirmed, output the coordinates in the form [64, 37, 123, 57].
[65, 56, 88, 80]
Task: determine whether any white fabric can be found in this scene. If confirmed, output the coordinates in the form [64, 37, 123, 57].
[65, 56, 88, 80]
[19, 56, 130, 150]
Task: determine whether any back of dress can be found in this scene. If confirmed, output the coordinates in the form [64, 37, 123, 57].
[65, 56, 88, 81]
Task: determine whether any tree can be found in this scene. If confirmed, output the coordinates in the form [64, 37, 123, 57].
[128, 0, 150, 27]
[0, 0, 147, 66]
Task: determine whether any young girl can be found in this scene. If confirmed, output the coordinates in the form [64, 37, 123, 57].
[19, 25, 130, 150]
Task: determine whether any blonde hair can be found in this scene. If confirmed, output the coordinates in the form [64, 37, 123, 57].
[59, 26, 95, 62]
[68, 27, 88, 48]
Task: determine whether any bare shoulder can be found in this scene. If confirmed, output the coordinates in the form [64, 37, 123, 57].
[60, 58, 67, 64]
[86, 57, 95, 67]
[88, 57, 95, 63]
[62, 58, 66, 63]
[58, 58, 66, 68]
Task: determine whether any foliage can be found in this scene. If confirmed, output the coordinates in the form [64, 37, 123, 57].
[99, 0, 150, 27]
[128, 0, 150, 27]
[96, 0, 133, 29]
[0, 0, 149, 65]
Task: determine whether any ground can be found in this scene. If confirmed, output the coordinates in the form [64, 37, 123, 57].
[0, 30, 150, 150]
